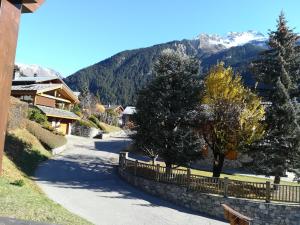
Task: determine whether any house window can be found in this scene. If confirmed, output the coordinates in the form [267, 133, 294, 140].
[20, 95, 33, 104]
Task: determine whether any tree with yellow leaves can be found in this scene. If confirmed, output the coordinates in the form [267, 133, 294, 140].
[196, 62, 265, 177]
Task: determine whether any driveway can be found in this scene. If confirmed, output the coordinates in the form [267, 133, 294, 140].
[35, 135, 227, 225]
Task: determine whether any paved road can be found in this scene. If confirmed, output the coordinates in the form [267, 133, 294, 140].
[35, 135, 227, 225]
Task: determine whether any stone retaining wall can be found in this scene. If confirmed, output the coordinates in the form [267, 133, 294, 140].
[119, 168, 300, 225]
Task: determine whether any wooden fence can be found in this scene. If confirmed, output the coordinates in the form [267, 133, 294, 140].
[119, 152, 300, 203]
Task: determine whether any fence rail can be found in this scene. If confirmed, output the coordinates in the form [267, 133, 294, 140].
[119, 152, 300, 203]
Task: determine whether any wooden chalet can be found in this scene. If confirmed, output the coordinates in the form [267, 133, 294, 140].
[104, 105, 124, 115]
[0, 0, 45, 174]
[11, 76, 80, 135]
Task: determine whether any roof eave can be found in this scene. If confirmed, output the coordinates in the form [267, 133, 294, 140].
[21, 0, 45, 13]
[46, 114, 80, 121]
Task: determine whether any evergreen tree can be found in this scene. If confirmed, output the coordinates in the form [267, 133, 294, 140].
[249, 12, 300, 184]
[132, 49, 203, 170]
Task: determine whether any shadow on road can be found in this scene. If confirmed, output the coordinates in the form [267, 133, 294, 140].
[94, 139, 131, 154]
[35, 138, 225, 223]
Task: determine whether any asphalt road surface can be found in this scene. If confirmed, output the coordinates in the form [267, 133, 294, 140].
[35, 135, 227, 225]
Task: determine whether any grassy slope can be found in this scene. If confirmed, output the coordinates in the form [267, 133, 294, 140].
[99, 122, 121, 133]
[0, 129, 91, 225]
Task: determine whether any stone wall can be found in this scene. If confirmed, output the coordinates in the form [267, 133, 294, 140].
[119, 168, 300, 225]
[7, 97, 28, 131]
[71, 124, 100, 138]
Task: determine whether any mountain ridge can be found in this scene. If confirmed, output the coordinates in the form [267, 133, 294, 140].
[15, 63, 62, 78]
[64, 31, 268, 105]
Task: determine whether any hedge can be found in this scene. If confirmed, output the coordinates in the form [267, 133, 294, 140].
[26, 120, 67, 149]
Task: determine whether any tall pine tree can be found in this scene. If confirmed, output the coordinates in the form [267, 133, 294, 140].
[132, 49, 203, 170]
[250, 12, 300, 184]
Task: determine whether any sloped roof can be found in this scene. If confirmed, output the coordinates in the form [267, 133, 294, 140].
[37, 105, 80, 120]
[11, 84, 62, 93]
[21, 0, 45, 14]
[12, 76, 58, 83]
[104, 105, 124, 111]
[123, 106, 136, 115]
[12, 80, 80, 104]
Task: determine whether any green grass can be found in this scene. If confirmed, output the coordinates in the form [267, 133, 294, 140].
[1, 129, 91, 225]
[4, 129, 51, 176]
[189, 168, 297, 185]
[138, 158, 297, 186]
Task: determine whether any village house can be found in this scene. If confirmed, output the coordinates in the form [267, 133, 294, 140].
[122, 106, 136, 126]
[104, 104, 124, 115]
[11, 76, 80, 135]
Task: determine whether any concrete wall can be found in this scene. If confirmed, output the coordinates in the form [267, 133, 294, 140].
[119, 168, 300, 225]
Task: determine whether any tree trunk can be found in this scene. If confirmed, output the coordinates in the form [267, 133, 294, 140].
[274, 175, 281, 185]
[151, 155, 158, 165]
[212, 153, 225, 178]
[165, 162, 172, 176]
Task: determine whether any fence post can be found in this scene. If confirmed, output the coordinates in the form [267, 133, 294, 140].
[187, 168, 191, 189]
[134, 159, 138, 176]
[119, 152, 128, 171]
[266, 181, 271, 203]
[156, 164, 160, 181]
[224, 177, 229, 198]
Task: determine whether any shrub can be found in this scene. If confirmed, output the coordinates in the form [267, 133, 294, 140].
[26, 120, 67, 149]
[42, 124, 64, 136]
[88, 115, 101, 129]
[11, 179, 25, 187]
[78, 119, 97, 128]
[71, 104, 83, 118]
[28, 107, 48, 125]
[99, 122, 121, 133]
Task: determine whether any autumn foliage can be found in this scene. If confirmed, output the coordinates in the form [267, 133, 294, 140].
[198, 62, 265, 177]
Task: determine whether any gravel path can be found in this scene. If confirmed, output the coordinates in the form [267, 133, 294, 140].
[35, 135, 227, 225]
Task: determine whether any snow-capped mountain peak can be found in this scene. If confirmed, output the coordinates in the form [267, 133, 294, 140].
[15, 63, 62, 78]
[196, 31, 267, 49]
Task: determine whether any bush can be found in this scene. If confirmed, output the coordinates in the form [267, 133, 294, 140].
[42, 124, 64, 136]
[77, 119, 97, 128]
[71, 104, 83, 118]
[28, 108, 48, 125]
[99, 122, 121, 133]
[11, 179, 25, 187]
[88, 115, 101, 129]
[26, 120, 67, 149]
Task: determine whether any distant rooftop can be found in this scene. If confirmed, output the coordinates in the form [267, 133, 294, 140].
[12, 76, 59, 83]
[11, 84, 63, 93]
[123, 106, 136, 115]
[37, 105, 80, 120]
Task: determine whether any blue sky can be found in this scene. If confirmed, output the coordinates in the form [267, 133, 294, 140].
[16, 0, 300, 77]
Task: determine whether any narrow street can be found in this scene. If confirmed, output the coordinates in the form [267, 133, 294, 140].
[35, 135, 227, 225]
